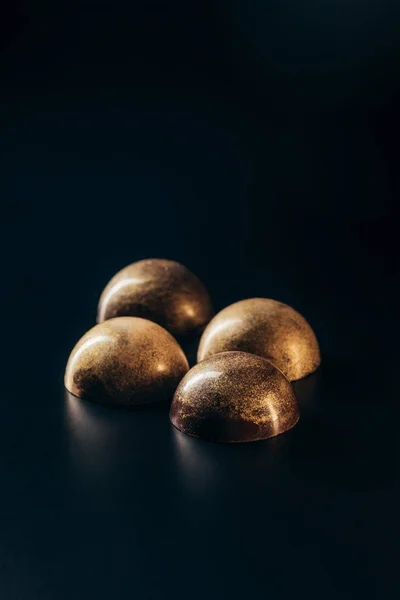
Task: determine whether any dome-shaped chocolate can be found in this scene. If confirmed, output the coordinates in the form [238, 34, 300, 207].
[170, 351, 299, 443]
[197, 298, 320, 381]
[97, 259, 214, 339]
[65, 317, 189, 407]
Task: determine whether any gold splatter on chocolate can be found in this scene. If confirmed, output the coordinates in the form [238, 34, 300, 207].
[65, 317, 189, 407]
[97, 259, 214, 339]
[170, 351, 299, 443]
[197, 298, 320, 381]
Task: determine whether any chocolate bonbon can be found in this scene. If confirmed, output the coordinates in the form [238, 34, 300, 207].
[97, 259, 213, 339]
[65, 317, 189, 407]
[198, 298, 320, 381]
[170, 351, 300, 443]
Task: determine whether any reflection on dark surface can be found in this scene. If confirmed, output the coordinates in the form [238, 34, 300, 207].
[171, 427, 220, 495]
[64, 390, 173, 482]
[65, 391, 124, 479]
[64, 359, 321, 489]
[171, 412, 297, 492]
[65, 352, 397, 496]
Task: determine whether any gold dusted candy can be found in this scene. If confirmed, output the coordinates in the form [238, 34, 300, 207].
[170, 351, 299, 443]
[65, 317, 189, 407]
[198, 298, 320, 381]
[97, 259, 214, 339]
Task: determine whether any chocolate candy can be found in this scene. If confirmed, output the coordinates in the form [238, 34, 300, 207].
[97, 259, 214, 339]
[65, 317, 189, 407]
[170, 351, 299, 443]
[197, 298, 320, 381]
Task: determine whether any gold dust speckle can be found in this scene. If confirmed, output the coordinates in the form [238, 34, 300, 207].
[65, 317, 189, 407]
[170, 351, 300, 443]
[197, 298, 320, 381]
[97, 258, 214, 339]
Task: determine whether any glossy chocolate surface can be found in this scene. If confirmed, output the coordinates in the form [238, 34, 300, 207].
[170, 351, 299, 443]
[97, 259, 214, 339]
[197, 298, 320, 381]
[65, 317, 189, 407]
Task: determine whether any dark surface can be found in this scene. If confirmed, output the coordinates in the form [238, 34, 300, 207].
[1, 1, 399, 598]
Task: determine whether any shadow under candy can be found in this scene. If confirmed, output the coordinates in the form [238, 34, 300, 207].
[180, 335, 202, 368]
[292, 369, 320, 411]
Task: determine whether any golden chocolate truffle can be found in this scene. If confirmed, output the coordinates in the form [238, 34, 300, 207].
[170, 351, 299, 443]
[197, 298, 320, 381]
[65, 317, 189, 407]
[97, 259, 214, 339]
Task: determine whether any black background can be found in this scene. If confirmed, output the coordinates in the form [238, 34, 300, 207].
[1, 2, 399, 598]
